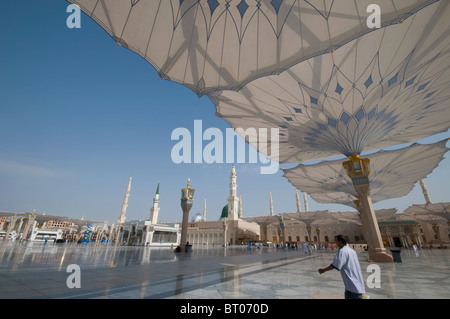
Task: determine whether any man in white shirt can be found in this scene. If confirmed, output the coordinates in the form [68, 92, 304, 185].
[318, 235, 366, 299]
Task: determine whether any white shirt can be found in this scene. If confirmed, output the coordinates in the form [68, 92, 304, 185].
[331, 245, 365, 294]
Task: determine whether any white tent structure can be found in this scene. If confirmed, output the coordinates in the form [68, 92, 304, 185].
[211, 1, 450, 162]
[282, 139, 449, 208]
[209, 1, 450, 262]
[331, 208, 399, 224]
[69, 1, 449, 260]
[403, 202, 450, 225]
[68, 0, 438, 96]
[280, 210, 344, 242]
[401, 202, 450, 246]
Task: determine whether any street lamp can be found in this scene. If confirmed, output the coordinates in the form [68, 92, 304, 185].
[181, 178, 195, 200]
[178, 179, 195, 252]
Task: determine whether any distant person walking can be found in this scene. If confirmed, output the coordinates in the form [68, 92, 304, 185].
[318, 235, 366, 299]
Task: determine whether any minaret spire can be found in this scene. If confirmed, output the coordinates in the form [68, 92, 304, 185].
[118, 177, 132, 225]
[419, 179, 432, 204]
[270, 192, 274, 216]
[230, 164, 237, 196]
[150, 181, 161, 224]
[203, 197, 207, 221]
[239, 194, 243, 218]
[296, 189, 302, 213]
[303, 192, 309, 212]
[227, 164, 239, 220]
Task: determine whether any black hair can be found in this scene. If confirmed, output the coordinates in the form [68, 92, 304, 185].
[336, 235, 347, 245]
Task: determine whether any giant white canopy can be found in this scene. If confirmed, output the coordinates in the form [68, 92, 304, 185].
[282, 139, 449, 208]
[68, 0, 438, 96]
[211, 1, 450, 162]
[402, 202, 450, 224]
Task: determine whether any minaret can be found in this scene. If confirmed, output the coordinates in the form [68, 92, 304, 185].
[296, 189, 302, 213]
[118, 177, 132, 225]
[227, 164, 239, 220]
[419, 179, 432, 204]
[239, 194, 243, 218]
[203, 197, 207, 221]
[270, 192, 274, 216]
[150, 181, 160, 224]
[303, 192, 309, 212]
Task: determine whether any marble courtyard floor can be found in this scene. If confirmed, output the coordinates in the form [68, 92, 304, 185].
[0, 242, 449, 299]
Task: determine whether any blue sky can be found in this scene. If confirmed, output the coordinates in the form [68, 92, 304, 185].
[0, 1, 449, 224]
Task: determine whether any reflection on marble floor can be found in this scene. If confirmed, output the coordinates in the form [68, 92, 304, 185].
[164, 248, 450, 300]
[0, 243, 449, 299]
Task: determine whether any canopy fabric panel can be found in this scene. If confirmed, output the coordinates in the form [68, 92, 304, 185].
[68, 0, 438, 96]
[211, 1, 450, 162]
[243, 208, 398, 227]
[330, 208, 398, 224]
[281, 210, 345, 226]
[281, 139, 449, 208]
[242, 215, 282, 226]
[402, 202, 450, 223]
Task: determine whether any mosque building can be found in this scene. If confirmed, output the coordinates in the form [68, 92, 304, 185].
[185, 165, 260, 245]
[110, 165, 450, 249]
[1, 170, 448, 248]
[115, 180, 180, 247]
[185, 166, 450, 248]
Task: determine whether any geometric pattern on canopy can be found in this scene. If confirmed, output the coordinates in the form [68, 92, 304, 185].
[68, 0, 438, 96]
[210, 1, 450, 162]
[281, 139, 449, 208]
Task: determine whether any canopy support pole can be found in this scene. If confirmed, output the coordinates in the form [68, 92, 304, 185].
[343, 156, 393, 263]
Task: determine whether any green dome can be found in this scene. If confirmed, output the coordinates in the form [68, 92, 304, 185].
[220, 204, 228, 219]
